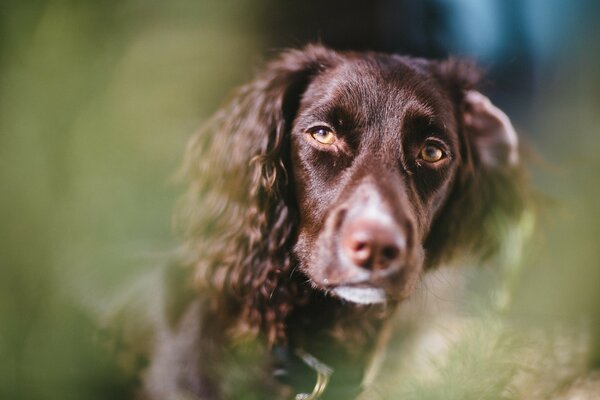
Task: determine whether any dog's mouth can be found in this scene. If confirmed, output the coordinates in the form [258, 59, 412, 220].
[331, 284, 387, 304]
[316, 261, 419, 305]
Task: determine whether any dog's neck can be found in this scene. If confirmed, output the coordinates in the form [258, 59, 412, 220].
[271, 288, 393, 398]
[195, 270, 395, 398]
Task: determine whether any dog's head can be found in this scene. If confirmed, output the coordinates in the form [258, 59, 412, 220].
[287, 47, 522, 305]
[184, 44, 526, 321]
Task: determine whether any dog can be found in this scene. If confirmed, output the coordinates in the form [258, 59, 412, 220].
[137, 44, 527, 399]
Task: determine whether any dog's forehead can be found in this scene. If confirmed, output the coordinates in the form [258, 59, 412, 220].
[299, 55, 453, 128]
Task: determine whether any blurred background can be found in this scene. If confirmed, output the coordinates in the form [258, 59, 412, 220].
[1, 0, 599, 398]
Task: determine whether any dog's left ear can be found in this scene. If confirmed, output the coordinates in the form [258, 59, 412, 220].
[430, 58, 519, 170]
[462, 90, 519, 168]
[426, 59, 528, 265]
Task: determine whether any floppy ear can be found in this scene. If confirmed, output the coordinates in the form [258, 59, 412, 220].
[463, 90, 519, 168]
[426, 59, 528, 266]
[429, 58, 519, 170]
[179, 44, 340, 342]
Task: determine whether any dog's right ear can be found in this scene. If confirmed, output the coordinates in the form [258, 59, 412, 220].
[185, 44, 340, 202]
[180, 44, 340, 303]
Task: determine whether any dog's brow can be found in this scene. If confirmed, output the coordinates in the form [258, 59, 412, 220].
[401, 99, 436, 120]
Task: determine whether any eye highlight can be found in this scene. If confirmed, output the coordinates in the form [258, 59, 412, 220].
[419, 143, 445, 163]
[308, 126, 336, 145]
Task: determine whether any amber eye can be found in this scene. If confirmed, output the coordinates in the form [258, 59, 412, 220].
[420, 143, 445, 163]
[309, 127, 336, 145]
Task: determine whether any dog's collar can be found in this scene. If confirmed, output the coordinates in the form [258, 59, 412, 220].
[272, 346, 335, 399]
[272, 319, 393, 399]
[293, 349, 333, 399]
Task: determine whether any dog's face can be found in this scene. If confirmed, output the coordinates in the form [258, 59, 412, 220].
[185, 45, 521, 314]
[288, 54, 517, 304]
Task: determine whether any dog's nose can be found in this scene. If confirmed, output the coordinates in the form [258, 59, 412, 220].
[341, 218, 405, 271]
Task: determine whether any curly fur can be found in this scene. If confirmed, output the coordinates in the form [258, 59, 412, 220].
[177, 46, 339, 345]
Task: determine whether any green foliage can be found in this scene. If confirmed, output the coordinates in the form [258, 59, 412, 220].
[0, 1, 264, 398]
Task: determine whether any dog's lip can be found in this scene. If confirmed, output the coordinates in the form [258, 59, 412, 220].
[319, 265, 403, 287]
[330, 284, 387, 305]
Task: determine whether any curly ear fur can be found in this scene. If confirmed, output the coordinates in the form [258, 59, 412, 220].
[178, 44, 340, 344]
[425, 59, 529, 267]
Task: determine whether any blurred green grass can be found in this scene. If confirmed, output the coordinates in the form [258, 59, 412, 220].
[0, 1, 266, 398]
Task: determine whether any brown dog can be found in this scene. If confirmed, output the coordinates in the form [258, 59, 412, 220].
[140, 44, 527, 399]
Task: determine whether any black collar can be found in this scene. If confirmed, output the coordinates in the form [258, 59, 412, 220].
[272, 345, 363, 399]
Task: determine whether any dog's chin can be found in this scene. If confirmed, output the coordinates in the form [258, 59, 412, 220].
[331, 286, 387, 305]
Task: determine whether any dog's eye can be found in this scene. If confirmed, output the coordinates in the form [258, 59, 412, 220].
[309, 127, 336, 145]
[419, 143, 445, 163]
